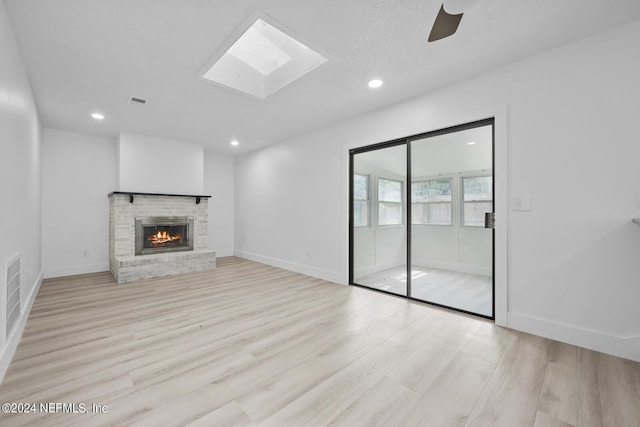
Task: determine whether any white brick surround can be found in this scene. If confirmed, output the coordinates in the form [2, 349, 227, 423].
[108, 193, 216, 283]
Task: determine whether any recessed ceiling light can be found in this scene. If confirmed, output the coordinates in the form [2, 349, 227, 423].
[368, 79, 383, 88]
[91, 113, 104, 120]
[467, 141, 476, 145]
[230, 140, 240, 146]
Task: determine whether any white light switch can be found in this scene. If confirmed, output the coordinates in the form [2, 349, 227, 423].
[513, 196, 532, 212]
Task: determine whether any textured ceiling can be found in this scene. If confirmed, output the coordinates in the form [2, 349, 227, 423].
[5, 0, 640, 156]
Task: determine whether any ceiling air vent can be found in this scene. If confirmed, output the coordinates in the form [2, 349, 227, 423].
[128, 97, 147, 105]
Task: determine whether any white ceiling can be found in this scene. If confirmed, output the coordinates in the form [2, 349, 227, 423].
[5, 0, 640, 156]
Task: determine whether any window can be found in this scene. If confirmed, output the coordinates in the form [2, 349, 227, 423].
[378, 178, 403, 225]
[353, 174, 370, 227]
[462, 176, 493, 226]
[412, 179, 452, 225]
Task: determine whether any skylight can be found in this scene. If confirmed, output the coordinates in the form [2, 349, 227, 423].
[227, 23, 292, 76]
[202, 16, 328, 99]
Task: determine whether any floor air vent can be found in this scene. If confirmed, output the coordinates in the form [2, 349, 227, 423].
[3, 254, 20, 342]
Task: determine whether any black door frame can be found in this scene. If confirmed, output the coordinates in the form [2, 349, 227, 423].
[349, 118, 495, 320]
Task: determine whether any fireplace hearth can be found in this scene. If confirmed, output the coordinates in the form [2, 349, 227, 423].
[109, 192, 216, 283]
[135, 216, 194, 255]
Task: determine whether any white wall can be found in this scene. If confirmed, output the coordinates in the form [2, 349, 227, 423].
[235, 137, 344, 283]
[41, 131, 235, 275]
[204, 150, 234, 256]
[234, 20, 640, 361]
[117, 132, 204, 195]
[42, 132, 234, 277]
[41, 128, 116, 278]
[0, 0, 42, 381]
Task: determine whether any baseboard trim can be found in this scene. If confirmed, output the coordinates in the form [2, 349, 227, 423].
[214, 249, 234, 258]
[354, 260, 405, 278]
[508, 312, 640, 362]
[234, 250, 344, 285]
[43, 262, 109, 279]
[413, 258, 491, 277]
[354, 260, 490, 280]
[0, 271, 43, 383]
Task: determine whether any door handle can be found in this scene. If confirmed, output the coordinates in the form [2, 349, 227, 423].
[484, 212, 495, 229]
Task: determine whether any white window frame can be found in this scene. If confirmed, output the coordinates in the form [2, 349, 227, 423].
[411, 176, 454, 226]
[353, 173, 370, 227]
[377, 177, 404, 227]
[460, 173, 493, 228]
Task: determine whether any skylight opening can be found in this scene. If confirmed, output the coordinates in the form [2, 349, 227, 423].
[227, 21, 292, 76]
[201, 14, 328, 99]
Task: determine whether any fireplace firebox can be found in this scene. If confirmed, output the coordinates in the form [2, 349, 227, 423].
[135, 216, 194, 255]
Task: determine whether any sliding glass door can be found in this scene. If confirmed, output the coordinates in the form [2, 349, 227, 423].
[409, 124, 493, 317]
[350, 119, 494, 319]
[351, 143, 407, 296]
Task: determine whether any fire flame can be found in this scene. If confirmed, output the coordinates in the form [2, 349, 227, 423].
[149, 230, 181, 245]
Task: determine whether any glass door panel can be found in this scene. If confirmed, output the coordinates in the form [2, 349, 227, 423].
[409, 124, 494, 317]
[352, 144, 407, 296]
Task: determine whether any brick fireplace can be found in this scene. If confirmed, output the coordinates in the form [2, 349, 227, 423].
[108, 192, 216, 283]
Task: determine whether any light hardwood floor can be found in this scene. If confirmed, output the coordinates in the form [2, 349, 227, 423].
[1, 257, 639, 426]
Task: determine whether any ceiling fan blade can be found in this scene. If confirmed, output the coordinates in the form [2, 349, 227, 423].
[428, 4, 463, 42]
